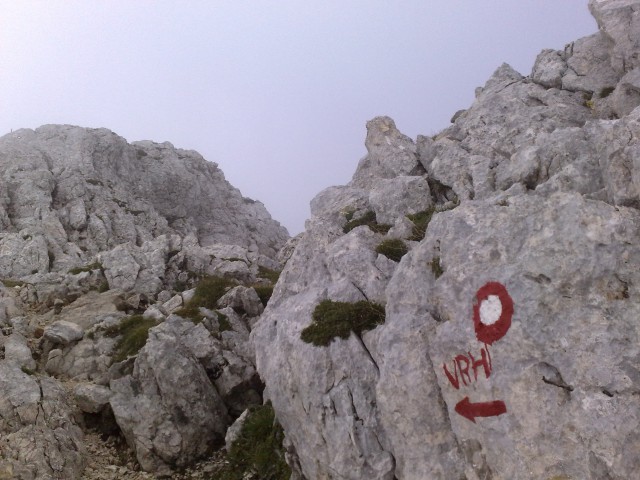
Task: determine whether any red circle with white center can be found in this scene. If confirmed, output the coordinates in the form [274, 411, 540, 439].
[473, 282, 513, 345]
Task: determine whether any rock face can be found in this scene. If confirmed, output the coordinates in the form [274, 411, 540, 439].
[0, 125, 288, 294]
[0, 361, 85, 479]
[252, 1, 640, 479]
[110, 313, 262, 475]
[0, 123, 287, 475]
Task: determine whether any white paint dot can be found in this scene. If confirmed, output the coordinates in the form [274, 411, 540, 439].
[479, 295, 502, 325]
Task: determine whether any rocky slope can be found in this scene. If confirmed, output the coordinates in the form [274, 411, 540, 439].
[252, 1, 640, 479]
[0, 126, 288, 478]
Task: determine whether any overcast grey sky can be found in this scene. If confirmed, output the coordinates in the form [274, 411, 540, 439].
[1, 1, 596, 235]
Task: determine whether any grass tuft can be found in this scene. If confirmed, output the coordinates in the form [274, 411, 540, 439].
[175, 276, 236, 323]
[301, 300, 385, 347]
[375, 239, 408, 262]
[258, 266, 281, 284]
[253, 285, 274, 307]
[407, 207, 436, 241]
[215, 403, 291, 480]
[104, 315, 158, 362]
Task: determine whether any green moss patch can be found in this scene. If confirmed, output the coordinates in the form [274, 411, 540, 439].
[175, 276, 236, 323]
[375, 239, 408, 262]
[301, 300, 386, 347]
[104, 315, 158, 362]
[1, 279, 25, 288]
[216, 403, 291, 480]
[343, 211, 391, 234]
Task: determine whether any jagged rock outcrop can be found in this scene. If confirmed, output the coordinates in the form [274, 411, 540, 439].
[0, 125, 288, 296]
[109, 312, 263, 475]
[0, 124, 288, 476]
[252, 1, 640, 478]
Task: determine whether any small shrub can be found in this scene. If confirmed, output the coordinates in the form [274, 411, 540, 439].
[98, 280, 110, 293]
[258, 266, 281, 284]
[21, 366, 36, 376]
[216, 403, 291, 480]
[600, 86, 615, 98]
[175, 276, 236, 323]
[375, 239, 408, 262]
[301, 300, 385, 347]
[407, 207, 436, 241]
[104, 315, 158, 362]
[343, 211, 391, 234]
[430, 256, 443, 278]
[253, 284, 274, 307]
[68, 261, 103, 275]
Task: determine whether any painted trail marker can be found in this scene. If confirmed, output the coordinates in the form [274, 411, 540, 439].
[442, 282, 513, 423]
[455, 397, 507, 423]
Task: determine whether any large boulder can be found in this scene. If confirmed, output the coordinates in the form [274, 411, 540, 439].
[109, 316, 232, 475]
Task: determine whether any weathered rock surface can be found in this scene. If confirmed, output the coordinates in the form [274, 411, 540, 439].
[109, 312, 263, 475]
[0, 361, 85, 479]
[0, 125, 289, 294]
[109, 316, 231, 475]
[0, 113, 287, 476]
[252, 2, 640, 479]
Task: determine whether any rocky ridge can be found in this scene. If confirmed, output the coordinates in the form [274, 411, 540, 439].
[0, 127, 288, 478]
[1, 0, 639, 479]
[252, 1, 640, 479]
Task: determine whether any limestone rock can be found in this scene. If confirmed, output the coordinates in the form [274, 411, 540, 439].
[610, 67, 640, 117]
[589, 0, 640, 73]
[2, 333, 35, 371]
[73, 383, 113, 414]
[162, 294, 183, 314]
[225, 409, 250, 452]
[368, 176, 433, 225]
[562, 33, 621, 93]
[109, 316, 231, 475]
[44, 320, 84, 345]
[531, 48, 567, 88]
[253, 3, 640, 478]
[0, 125, 288, 285]
[350, 117, 424, 189]
[0, 361, 85, 479]
[217, 286, 264, 317]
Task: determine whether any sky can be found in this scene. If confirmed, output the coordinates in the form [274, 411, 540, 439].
[0, 1, 597, 235]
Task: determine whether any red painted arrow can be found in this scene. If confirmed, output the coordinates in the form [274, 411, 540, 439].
[455, 397, 507, 423]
